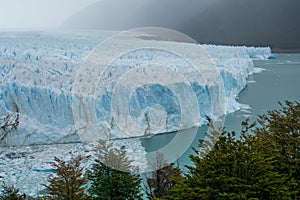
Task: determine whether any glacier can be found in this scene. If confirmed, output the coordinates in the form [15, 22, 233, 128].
[0, 31, 272, 146]
[0, 30, 273, 195]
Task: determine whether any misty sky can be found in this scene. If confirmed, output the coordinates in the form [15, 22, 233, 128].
[0, 0, 100, 30]
[62, 0, 300, 50]
[0, 0, 299, 50]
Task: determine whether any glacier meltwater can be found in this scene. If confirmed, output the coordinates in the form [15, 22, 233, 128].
[0, 31, 272, 146]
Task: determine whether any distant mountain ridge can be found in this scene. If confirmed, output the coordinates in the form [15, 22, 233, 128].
[63, 0, 300, 51]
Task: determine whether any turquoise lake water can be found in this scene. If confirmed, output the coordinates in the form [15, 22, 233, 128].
[141, 53, 300, 169]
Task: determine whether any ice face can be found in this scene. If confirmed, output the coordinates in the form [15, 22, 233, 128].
[0, 31, 273, 195]
[0, 31, 272, 146]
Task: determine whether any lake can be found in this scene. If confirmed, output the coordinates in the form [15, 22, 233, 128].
[141, 53, 300, 169]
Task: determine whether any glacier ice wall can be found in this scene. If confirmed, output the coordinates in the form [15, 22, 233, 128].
[0, 31, 272, 146]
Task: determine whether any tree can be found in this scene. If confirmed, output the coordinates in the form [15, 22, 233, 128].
[198, 117, 224, 159]
[170, 132, 291, 199]
[87, 140, 142, 200]
[144, 152, 181, 200]
[0, 102, 19, 143]
[169, 101, 300, 199]
[254, 101, 300, 199]
[0, 182, 25, 200]
[44, 155, 88, 200]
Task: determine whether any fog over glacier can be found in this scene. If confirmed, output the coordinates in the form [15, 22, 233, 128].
[63, 0, 300, 50]
[0, 0, 299, 49]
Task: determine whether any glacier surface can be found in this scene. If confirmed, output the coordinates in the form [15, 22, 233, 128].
[0, 31, 273, 195]
[0, 31, 271, 146]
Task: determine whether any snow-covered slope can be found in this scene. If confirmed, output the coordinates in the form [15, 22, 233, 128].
[0, 31, 271, 146]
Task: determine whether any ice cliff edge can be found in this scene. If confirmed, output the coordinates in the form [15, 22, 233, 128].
[0, 31, 272, 146]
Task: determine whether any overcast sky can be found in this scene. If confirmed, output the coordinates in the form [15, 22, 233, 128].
[0, 0, 299, 49]
[0, 0, 100, 30]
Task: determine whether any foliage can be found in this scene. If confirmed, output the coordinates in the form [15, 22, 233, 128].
[198, 117, 224, 159]
[44, 155, 88, 200]
[169, 101, 300, 200]
[144, 152, 182, 200]
[0, 182, 24, 200]
[254, 101, 300, 199]
[87, 140, 142, 200]
[0, 102, 19, 142]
